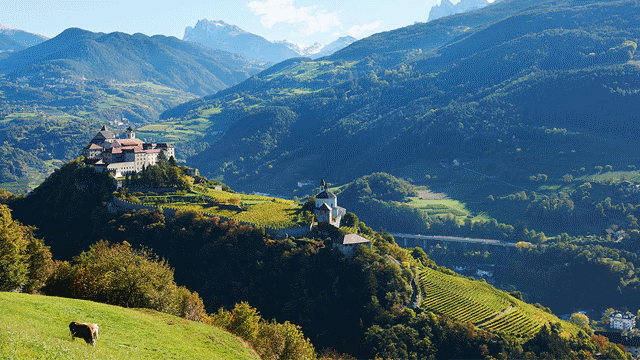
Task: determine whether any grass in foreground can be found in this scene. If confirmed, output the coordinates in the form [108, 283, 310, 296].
[0, 292, 258, 360]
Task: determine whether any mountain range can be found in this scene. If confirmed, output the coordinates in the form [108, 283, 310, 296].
[0, 28, 265, 95]
[0, 27, 267, 189]
[158, 0, 640, 196]
[183, 19, 356, 63]
[0, 24, 48, 52]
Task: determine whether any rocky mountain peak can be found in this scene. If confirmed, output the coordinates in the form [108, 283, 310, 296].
[429, 0, 490, 21]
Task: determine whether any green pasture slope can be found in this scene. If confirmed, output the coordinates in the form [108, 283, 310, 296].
[0, 292, 258, 360]
[418, 267, 579, 337]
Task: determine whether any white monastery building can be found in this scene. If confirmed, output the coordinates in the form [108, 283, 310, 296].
[82, 126, 175, 177]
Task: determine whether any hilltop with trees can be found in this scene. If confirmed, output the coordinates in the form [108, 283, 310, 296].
[1, 159, 632, 359]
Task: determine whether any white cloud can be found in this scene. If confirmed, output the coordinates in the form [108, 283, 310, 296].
[247, 0, 341, 36]
[347, 21, 382, 39]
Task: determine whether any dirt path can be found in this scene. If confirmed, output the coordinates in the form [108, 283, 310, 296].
[475, 305, 514, 326]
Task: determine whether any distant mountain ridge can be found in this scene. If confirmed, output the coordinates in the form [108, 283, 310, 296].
[0, 28, 265, 95]
[331, 0, 545, 62]
[183, 19, 356, 63]
[314, 36, 357, 58]
[0, 24, 48, 52]
[428, 0, 491, 21]
[184, 19, 297, 63]
[161, 0, 640, 195]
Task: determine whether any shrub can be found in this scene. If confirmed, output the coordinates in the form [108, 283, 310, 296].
[0, 204, 53, 293]
[174, 287, 208, 322]
[45, 241, 177, 312]
[213, 302, 316, 360]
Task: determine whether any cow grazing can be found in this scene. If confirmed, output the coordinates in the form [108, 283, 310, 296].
[69, 322, 96, 346]
[85, 323, 99, 339]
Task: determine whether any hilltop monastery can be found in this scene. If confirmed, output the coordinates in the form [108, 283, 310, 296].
[82, 126, 175, 177]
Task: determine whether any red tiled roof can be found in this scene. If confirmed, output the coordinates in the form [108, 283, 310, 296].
[115, 139, 143, 147]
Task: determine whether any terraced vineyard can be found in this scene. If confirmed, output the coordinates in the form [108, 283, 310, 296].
[418, 267, 578, 337]
[476, 306, 540, 335]
[136, 186, 307, 229]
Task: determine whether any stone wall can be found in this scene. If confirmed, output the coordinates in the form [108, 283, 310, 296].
[108, 196, 158, 214]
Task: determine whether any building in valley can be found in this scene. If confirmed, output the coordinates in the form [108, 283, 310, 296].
[82, 126, 175, 177]
[610, 311, 636, 331]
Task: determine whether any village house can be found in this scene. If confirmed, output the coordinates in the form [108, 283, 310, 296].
[610, 311, 637, 331]
[82, 126, 175, 177]
[620, 181, 640, 193]
[333, 233, 371, 259]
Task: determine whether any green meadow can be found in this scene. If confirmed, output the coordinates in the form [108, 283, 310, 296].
[0, 292, 258, 360]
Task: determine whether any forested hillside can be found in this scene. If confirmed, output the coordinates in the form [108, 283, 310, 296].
[3, 161, 625, 359]
[0, 24, 47, 52]
[0, 80, 196, 192]
[0, 28, 268, 192]
[158, 0, 639, 199]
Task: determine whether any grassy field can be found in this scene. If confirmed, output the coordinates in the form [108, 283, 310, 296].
[576, 170, 640, 184]
[0, 292, 258, 360]
[405, 197, 471, 217]
[137, 118, 211, 143]
[418, 267, 579, 337]
[262, 60, 357, 82]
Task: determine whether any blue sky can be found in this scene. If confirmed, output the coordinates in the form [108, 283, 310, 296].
[0, 0, 448, 46]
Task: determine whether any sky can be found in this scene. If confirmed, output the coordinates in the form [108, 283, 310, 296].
[0, 0, 449, 46]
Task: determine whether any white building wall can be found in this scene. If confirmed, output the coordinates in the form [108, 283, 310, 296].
[611, 318, 635, 331]
[315, 198, 336, 208]
[107, 162, 136, 178]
